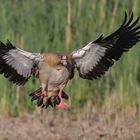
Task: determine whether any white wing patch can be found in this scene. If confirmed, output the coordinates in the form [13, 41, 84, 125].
[3, 49, 41, 78]
[72, 43, 107, 75]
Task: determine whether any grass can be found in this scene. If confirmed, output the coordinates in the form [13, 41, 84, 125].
[0, 0, 139, 116]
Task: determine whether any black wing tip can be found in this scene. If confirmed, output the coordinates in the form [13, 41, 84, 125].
[122, 12, 128, 26]
[0, 40, 16, 50]
[93, 12, 140, 44]
[6, 40, 16, 49]
[93, 34, 104, 43]
[122, 11, 140, 28]
[0, 41, 6, 47]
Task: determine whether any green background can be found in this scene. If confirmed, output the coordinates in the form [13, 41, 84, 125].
[0, 0, 139, 116]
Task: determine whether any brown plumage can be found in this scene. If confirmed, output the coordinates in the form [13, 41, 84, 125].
[0, 12, 140, 109]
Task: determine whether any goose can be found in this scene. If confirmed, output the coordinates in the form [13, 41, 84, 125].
[0, 13, 139, 109]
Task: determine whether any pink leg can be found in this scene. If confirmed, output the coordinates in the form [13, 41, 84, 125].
[57, 90, 69, 109]
[40, 83, 48, 97]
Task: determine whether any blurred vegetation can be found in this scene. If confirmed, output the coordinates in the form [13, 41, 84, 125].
[0, 0, 140, 116]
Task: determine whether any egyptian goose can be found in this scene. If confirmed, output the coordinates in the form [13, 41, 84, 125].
[0, 13, 140, 109]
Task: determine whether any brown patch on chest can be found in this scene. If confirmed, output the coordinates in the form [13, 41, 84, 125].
[43, 53, 61, 66]
[43, 53, 72, 66]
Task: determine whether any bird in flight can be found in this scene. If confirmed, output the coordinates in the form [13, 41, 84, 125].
[0, 13, 139, 109]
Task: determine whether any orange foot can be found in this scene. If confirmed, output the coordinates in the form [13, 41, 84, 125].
[57, 90, 69, 109]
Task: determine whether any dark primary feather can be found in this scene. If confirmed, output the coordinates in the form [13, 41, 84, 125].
[0, 41, 27, 85]
[0, 41, 41, 85]
[96, 12, 140, 60]
[72, 12, 140, 80]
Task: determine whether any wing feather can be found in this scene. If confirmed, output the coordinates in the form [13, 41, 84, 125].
[0, 41, 42, 85]
[72, 12, 140, 80]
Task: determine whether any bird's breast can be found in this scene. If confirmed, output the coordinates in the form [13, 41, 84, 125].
[39, 61, 70, 85]
[49, 66, 70, 86]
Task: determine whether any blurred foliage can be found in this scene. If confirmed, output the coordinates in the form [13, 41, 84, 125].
[0, 0, 139, 116]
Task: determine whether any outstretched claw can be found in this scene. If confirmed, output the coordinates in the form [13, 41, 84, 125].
[29, 88, 69, 109]
[49, 96, 59, 108]
[29, 87, 42, 101]
[29, 88, 48, 107]
[36, 91, 48, 107]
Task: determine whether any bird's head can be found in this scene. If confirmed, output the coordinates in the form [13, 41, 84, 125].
[59, 55, 68, 66]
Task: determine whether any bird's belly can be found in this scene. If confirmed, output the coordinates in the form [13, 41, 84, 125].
[49, 67, 69, 86]
[39, 62, 70, 91]
[42, 68, 69, 91]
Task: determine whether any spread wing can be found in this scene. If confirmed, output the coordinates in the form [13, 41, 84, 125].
[0, 41, 42, 85]
[71, 12, 140, 80]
